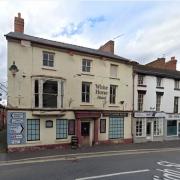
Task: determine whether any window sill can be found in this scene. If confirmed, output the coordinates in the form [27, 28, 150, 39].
[174, 88, 180, 91]
[109, 77, 120, 80]
[27, 140, 41, 144]
[108, 105, 120, 107]
[166, 135, 178, 137]
[81, 73, 95, 76]
[156, 86, 164, 89]
[80, 103, 94, 106]
[137, 84, 147, 87]
[55, 139, 68, 142]
[42, 67, 57, 71]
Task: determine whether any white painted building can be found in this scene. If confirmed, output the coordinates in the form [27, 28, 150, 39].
[133, 62, 180, 143]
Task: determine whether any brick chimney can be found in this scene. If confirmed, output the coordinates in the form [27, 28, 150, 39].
[146, 56, 177, 70]
[14, 13, 24, 33]
[146, 58, 166, 68]
[99, 40, 114, 54]
[165, 56, 177, 70]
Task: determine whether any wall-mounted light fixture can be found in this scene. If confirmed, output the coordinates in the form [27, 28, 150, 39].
[9, 61, 19, 76]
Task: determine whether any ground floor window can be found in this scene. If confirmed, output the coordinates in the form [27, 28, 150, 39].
[167, 120, 177, 136]
[27, 119, 40, 141]
[136, 118, 145, 137]
[56, 119, 68, 139]
[153, 118, 163, 136]
[109, 117, 124, 139]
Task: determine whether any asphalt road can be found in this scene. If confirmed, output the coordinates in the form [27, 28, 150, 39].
[0, 147, 180, 180]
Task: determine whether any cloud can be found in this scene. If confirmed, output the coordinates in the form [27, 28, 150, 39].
[0, 0, 180, 103]
[52, 16, 106, 37]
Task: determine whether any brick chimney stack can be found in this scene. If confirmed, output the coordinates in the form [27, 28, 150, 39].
[146, 56, 177, 70]
[14, 13, 24, 33]
[99, 40, 114, 54]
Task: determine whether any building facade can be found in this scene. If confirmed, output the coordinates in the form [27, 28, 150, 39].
[133, 60, 180, 143]
[6, 14, 133, 152]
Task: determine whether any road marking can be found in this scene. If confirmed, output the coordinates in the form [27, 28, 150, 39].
[75, 169, 150, 180]
[0, 147, 180, 167]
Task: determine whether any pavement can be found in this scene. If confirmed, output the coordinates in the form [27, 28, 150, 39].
[0, 143, 180, 180]
[0, 140, 180, 162]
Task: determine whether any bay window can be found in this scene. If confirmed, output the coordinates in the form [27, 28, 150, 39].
[33, 78, 64, 108]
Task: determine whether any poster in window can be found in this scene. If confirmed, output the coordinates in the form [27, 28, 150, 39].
[68, 120, 75, 135]
[100, 119, 106, 133]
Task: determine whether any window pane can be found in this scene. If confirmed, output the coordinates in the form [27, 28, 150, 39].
[27, 119, 40, 141]
[56, 119, 68, 139]
[43, 94, 57, 108]
[43, 52, 54, 67]
[43, 60, 48, 66]
[82, 82, 90, 103]
[167, 120, 177, 136]
[109, 117, 124, 139]
[43, 53, 48, 60]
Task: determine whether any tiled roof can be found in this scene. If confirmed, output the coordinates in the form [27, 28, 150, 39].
[134, 64, 180, 79]
[5, 32, 131, 64]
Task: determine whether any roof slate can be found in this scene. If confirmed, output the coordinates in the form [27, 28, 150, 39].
[134, 64, 180, 79]
[5, 32, 131, 64]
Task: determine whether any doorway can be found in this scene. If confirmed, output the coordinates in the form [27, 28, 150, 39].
[81, 122, 90, 146]
[146, 121, 153, 141]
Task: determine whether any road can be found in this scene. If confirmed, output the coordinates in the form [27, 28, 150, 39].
[0, 147, 180, 180]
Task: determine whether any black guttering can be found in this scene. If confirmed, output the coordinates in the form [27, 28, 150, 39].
[5, 32, 131, 65]
[134, 64, 180, 80]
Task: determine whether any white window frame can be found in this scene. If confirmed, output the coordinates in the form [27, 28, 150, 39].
[153, 118, 163, 136]
[110, 64, 118, 78]
[138, 93, 144, 111]
[82, 59, 92, 73]
[156, 94, 162, 112]
[135, 118, 145, 137]
[156, 77, 162, 87]
[138, 74, 144, 85]
[82, 82, 91, 103]
[32, 77, 64, 109]
[175, 80, 180, 89]
[43, 51, 55, 67]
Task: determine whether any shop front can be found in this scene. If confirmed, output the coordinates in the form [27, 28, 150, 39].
[165, 114, 180, 141]
[133, 112, 166, 143]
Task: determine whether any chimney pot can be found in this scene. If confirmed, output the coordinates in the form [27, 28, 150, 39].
[171, 56, 175, 60]
[18, 12, 21, 18]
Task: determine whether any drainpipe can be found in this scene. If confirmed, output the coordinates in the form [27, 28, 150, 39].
[132, 71, 135, 142]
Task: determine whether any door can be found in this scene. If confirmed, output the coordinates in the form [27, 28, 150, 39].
[146, 121, 153, 141]
[81, 122, 90, 146]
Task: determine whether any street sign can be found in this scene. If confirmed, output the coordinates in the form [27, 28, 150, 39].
[7, 112, 26, 145]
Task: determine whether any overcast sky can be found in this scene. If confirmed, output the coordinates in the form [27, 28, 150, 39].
[0, 0, 180, 102]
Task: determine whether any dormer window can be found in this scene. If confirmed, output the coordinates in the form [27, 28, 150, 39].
[43, 51, 54, 67]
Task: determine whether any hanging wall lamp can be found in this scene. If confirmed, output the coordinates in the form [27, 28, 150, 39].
[9, 61, 19, 76]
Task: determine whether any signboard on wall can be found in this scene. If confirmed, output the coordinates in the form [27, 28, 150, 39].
[7, 112, 26, 145]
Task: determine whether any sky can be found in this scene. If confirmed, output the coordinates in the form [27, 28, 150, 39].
[0, 0, 180, 103]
